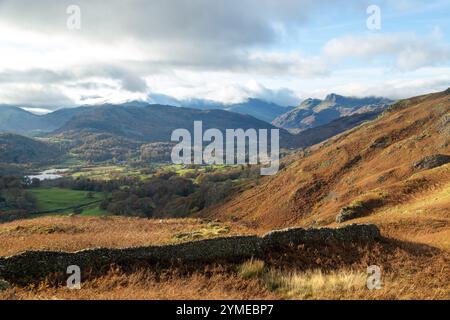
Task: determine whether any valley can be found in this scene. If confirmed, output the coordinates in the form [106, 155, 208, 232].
[0, 89, 449, 300]
[1, 0, 449, 305]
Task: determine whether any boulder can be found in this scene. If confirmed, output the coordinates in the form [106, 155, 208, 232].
[413, 154, 450, 170]
[336, 202, 369, 223]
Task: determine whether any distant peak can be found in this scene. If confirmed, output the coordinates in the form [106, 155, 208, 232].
[297, 98, 321, 110]
[325, 93, 345, 102]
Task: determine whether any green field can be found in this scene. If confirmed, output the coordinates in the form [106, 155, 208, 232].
[71, 165, 149, 181]
[30, 188, 109, 216]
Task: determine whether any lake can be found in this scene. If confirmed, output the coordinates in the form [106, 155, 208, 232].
[26, 168, 69, 181]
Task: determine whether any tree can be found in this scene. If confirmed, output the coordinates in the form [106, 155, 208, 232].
[31, 178, 41, 188]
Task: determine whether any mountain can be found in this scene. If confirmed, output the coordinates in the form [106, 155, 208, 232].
[54, 103, 297, 146]
[293, 110, 383, 148]
[204, 89, 450, 239]
[0, 133, 63, 164]
[0, 105, 87, 136]
[0, 106, 51, 135]
[181, 98, 293, 122]
[0, 102, 302, 163]
[0, 99, 392, 164]
[272, 94, 393, 131]
[225, 99, 294, 123]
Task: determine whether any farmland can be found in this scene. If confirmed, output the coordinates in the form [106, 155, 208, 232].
[30, 188, 106, 216]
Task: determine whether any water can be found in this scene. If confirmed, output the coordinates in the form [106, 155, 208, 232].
[26, 168, 69, 181]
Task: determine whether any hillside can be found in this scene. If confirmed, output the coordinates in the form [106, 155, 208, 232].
[205, 89, 450, 250]
[272, 94, 392, 131]
[0, 106, 51, 135]
[293, 111, 383, 147]
[0, 106, 86, 136]
[54, 104, 297, 147]
[0, 102, 313, 163]
[0, 133, 63, 164]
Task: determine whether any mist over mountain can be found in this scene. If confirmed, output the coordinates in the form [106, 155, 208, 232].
[272, 94, 393, 131]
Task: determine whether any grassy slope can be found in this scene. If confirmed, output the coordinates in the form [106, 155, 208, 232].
[0, 216, 251, 257]
[30, 188, 106, 215]
[204, 89, 450, 250]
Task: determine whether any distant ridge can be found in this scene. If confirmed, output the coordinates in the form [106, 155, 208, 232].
[181, 98, 294, 123]
[272, 94, 393, 131]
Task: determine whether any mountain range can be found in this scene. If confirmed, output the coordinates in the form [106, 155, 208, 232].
[54, 104, 294, 144]
[0, 103, 298, 163]
[272, 94, 393, 132]
[0, 93, 397, 164]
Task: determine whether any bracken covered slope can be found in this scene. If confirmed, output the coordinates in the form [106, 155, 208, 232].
[205, 89, 450, 249]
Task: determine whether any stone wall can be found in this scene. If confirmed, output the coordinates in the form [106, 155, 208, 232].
[0, 224, 380, 283]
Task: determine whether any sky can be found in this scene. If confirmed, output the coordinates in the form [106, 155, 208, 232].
[0, 0, 449, 111]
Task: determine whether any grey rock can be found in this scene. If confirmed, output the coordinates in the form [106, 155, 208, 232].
[413, 154, 450, 170]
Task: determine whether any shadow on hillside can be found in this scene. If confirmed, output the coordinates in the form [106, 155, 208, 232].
[263, 236, 446, 273]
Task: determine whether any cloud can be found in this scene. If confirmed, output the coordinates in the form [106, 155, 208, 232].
[0, 84, 75, 108]
[0, 0, 448, 106]
[351, 75, 450, 99]
[244, 52, 329, 77]
[296, 71, 450, 100]
[0, 69, 73, 84]
[0, 0, 349, 74]
[323, 30, 450, 70]
[0, 0, 327, 45]
[79, 64, 148, 92]
[0, 64, 148, 93]
[21, 107, 53, 115]
[239, 81, 301, 106]
[148, 81, 300, 107]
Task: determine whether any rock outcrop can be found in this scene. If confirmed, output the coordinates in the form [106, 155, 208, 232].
[413, 154, 450, 170]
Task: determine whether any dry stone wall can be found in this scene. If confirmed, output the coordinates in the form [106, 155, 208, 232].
[0, 224, 380, 283]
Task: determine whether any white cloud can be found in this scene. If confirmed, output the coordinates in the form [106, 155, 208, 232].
[0, 84, 74, 108]
[0, 0, 448, 107]
[323, 30, 450, 71]
[21, 107, 53, 115]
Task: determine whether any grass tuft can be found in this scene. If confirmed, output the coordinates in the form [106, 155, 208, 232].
[238, 259, 266, 280]
[263, 269, 366, 299]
